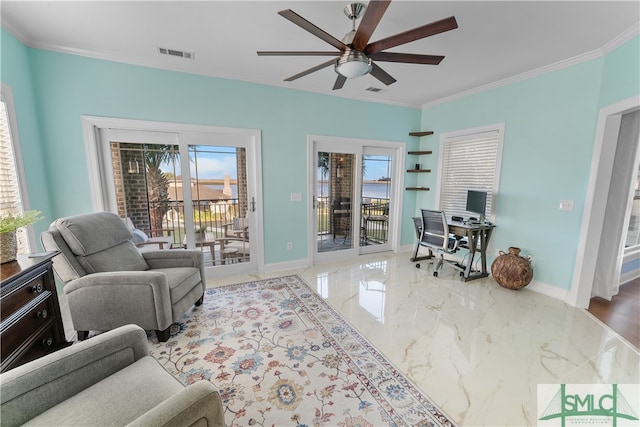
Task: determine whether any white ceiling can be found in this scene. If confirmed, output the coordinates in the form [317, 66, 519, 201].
[2, 1, 639, 108]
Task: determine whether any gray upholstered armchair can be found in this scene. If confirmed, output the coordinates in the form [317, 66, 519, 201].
[41, 212, 206, 342]
[0, 324, 224, 426]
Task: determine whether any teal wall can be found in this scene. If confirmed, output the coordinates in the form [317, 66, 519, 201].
[1, 28, 420, 264]
[3, 25, 638, 286]
[599, 36, 640, 108]
[0, 29, 52, 223]
[419, 36, 640, 291]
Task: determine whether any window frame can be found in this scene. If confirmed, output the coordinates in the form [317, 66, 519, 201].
[1, 83, 36, 253]
[435, 123, 505, 223]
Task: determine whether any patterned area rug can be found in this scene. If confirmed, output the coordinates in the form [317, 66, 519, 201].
[148, 275, 455, 427]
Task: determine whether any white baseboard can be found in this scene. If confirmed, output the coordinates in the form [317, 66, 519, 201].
[526, 279, 569, 302]
[402, 244, 572, 302]
[262, 259, 310, 274]
[399, 243, 415, 253]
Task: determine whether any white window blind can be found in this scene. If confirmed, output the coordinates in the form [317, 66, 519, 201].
[0, 98, 29, 253]
[438, 128, 502, 220]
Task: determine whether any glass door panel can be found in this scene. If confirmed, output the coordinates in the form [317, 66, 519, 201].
[360, 154, 392, 248]
[187, 145, 250, 267]
[110, 142, 182, 247]
[315, 150, 357, 257]
[360, 148, 395, 254]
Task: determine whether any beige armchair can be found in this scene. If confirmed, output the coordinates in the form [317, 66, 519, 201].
[41, 212, 206, 342]
[0, 325, 224, 427]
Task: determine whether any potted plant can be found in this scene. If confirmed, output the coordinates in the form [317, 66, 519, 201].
[0, 210, 43, 263]
[194, 225, 208, 243]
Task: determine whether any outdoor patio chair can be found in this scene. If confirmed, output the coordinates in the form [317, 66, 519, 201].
[219, 213, 250, 263]
[122, 217, 174, 251]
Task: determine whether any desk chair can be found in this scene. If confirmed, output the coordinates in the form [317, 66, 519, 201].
[414, 209, 462, 277]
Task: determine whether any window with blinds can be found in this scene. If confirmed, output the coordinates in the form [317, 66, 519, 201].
[437, 125, 504, 221]
[0, 93, 29, 254]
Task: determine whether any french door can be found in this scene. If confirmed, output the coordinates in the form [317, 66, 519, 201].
[310, 135, 403, 264]
[83, 117, 262, 276]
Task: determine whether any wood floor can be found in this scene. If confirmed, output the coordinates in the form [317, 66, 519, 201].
[588, 277, 640, 349]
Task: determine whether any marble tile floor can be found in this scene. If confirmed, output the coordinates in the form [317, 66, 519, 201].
[58, 251, 640, 426]
[210, 252, 640, 427]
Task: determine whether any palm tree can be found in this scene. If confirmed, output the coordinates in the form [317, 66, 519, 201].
[144, 145, 179, 236]
[318, 152, 329, 180]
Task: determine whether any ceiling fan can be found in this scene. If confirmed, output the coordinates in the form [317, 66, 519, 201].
[257, 1, 458, 90]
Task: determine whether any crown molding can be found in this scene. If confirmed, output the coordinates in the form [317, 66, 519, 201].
[4, 17, 637, 111]
[422, 23, 640, 109]
[421, 49, 602, 109]
[601, 21, 640, 54]
[9, 34, 418, 109]
[1, 21, 31, 46]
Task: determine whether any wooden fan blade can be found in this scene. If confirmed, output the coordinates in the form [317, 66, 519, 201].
[333, 75, 347, 90]
[278, 9, 348, 51]
[352, 0, 391, 51]
[370, 63, 397, 86]
[284, 58, 337, 82]
[370, 52, 444, 65]
[258, 51, 341, 57]
[365, 16, 458, 55]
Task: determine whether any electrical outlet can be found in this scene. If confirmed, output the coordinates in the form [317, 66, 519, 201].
[559, 200, 574, 211]
[286, 242, 293, 251]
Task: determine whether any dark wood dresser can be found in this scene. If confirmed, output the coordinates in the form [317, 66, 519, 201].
[1, 251, 68, 372]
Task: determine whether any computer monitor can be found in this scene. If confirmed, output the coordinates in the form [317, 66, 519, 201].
[465, 190, 487, 223]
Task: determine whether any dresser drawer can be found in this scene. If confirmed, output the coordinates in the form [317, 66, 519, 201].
[1, 252, 67, 373]
[0, 324, 59, 372]
[0, 274, 47, 322]
[1, 297, 55, 358]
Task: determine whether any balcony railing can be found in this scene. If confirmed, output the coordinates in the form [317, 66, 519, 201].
[145, 199, 241, 248]
[317, 196, 389, 245]
[142, 196, 389, 250]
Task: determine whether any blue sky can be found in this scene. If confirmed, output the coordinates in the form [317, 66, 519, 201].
[162, 148, 392, 182]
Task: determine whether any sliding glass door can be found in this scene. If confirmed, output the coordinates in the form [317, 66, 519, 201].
[88, 121, 262, 275]
[310, 136, 402, 263]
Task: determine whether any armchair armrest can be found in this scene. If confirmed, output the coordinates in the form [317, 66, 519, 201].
[0, 325, 148, 426]
[127, 381, 224, 427]
[143, 250, 205, 286]
[142, 249, 203, 268]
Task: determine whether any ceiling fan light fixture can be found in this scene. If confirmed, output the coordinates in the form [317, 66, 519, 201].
[335, 50, 372, 79]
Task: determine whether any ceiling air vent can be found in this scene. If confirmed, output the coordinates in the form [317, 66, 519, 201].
[158, 47, 194, 60]
[365, 86, 384, 93]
